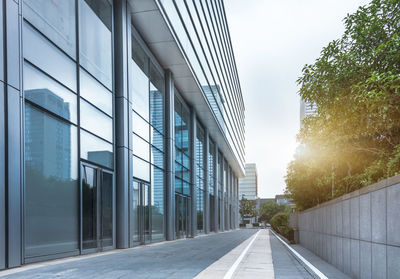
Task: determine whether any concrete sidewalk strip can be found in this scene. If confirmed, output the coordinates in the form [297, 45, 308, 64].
[195, 229, 274, 279]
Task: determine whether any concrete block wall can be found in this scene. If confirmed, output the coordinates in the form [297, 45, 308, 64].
[298, 175, 400, 279]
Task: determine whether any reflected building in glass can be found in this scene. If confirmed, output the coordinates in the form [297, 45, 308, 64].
[0, 0, 245, 269]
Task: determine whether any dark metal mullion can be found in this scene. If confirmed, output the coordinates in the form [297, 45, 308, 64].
[215, 0, 243, 119]
[185, 0, 243, 150]
[212, 0, 241, 115]
[219, 0, 245, 112]
[208, 0, 244, 140]
[205, 0, 239, 123]
[81, 127, 113, 145]
[76, 0, 82, 254]
[181, 0, 242, 162]
[80, 96, 113, 119]
[198, 0, 244, 154]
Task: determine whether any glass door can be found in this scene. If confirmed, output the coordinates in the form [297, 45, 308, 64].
[131, 180, 151, 246]
[175, 194, 189, 239]
[81, 163, 114, 253]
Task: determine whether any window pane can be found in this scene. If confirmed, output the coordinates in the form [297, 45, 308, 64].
[151, 146, 164, 169]
[80, 68, 112, 116]
[151, 128, 164, 152]
[132, 155, 150, 181]
[23, 0, 76, 58]
[132, 111, 149, 142]
[150, 82, 164, 134]
[80, 129, 113, 168]
[133, 133, 149, 161]
[23, 22, 77, 91]
[24, 62, 77, 124]
[79, 0, 112, 89]
[183, 181, 190, 196]
[151, 166, 164, 241]
[25, 103, 78, 257]
[131, 60, 149, 120]
[80, 99, 113, 142]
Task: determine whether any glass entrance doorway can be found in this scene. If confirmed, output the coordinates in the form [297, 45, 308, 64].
[131, 181, 151, 245]
[81, 163, 113, 252]
[175, 194, 190, 239]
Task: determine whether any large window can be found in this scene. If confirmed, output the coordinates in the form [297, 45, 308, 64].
[131, 35, 165, 242]
[23, 0, 114, 260]
[175, 95, 191, 196]
[79, 0, 112, 89]
[196, 123, 205, 233]
[25, 101, 78, 257]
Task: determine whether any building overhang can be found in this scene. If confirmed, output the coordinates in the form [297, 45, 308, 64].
[129, 0, 244, 177]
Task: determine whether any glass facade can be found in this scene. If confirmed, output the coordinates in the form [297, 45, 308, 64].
[158, 0, 245, 170]
[195, 123, 206, 233]
[1, 0, 243, 269]
[174, 95, 191, 238]
[130, 35, 165, 244]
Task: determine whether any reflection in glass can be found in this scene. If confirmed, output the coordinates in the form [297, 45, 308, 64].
[80, 129, 113, 168]
[80, 99, 113, 142]
[25, 103, 78, 257]
[131, 181, 140, 244]
[132, 111, 149, 142]
[151, 128, 164, 152]
[133, 133, 149, 161]
[79, 0, 112, 89]
[101, 171, 113, 247]
[132, 155, 150, 182]
[23, 0, 76, 58]
[23, 22, 77, 91]
[82, 165, 97, 249]
[131, 59, 149, 120]
[151, 146, 164, 169]
[24, 62, 77, 124]
[80, 68, 113, 116]
[151, 166, 164, 241]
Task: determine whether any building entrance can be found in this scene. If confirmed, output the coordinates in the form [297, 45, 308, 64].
[175, 194, 190, 239]
[81, 163, 114, 253]
[132, 181, 151, 245]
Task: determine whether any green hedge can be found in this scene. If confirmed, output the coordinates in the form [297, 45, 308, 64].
[270, 212, 293, 239]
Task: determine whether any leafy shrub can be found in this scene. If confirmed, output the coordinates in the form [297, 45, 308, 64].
[270, 212, 293, 239]
[239, 223, 245, 228]
[252, 223, 259, 227]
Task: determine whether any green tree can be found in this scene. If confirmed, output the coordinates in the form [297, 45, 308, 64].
[258, 201, 288, 223]
[239, 196, 257, 223]
[286, 0, 400, 210]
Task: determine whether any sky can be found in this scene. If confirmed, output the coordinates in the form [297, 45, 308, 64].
[225, 0, 370, 198]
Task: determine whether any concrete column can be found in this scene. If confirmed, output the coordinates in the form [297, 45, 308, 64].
[213, 144, 219, 232]
[114, 0, 132, 249]
[190, 109, 197, 237]
[165, 71, 175, 240]
[4, 0, 23, 268]
[204, 129, 209, 234]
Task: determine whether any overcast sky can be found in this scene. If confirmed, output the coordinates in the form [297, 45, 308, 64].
[225, 0, 370, 198]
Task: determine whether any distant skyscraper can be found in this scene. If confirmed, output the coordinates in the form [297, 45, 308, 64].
[239, 163, 258, 200]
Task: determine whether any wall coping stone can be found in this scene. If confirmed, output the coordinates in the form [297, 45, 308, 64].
[300, 173, 400, 213]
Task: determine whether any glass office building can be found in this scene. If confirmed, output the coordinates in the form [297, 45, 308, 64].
[0, 0, 244, 269]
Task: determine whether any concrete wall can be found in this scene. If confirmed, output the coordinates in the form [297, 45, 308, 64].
[298, 175, 400, 279]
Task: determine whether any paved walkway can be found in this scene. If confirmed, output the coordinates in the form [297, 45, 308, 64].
[195, 229, 274, 278]
[0, 229, 352, 279]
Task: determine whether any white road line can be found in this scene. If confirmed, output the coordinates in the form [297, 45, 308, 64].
[269, 229, 329, 279]
[223, 230, 261, 279]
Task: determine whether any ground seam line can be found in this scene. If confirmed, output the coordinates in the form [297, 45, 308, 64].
[223, 230, 260, 279]
[270, 229, 329, 279]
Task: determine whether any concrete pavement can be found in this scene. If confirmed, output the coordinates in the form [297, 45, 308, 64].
[0, 229, 352, 279]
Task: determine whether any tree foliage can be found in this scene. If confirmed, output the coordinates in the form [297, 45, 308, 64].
[239, 196, 257, 220]
[286, 0, 400, 210]
[258, 201, 289, 223]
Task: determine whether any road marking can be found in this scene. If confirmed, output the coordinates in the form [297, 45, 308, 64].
[223, 230, 261, 279]
[269, 229, 329, 279]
